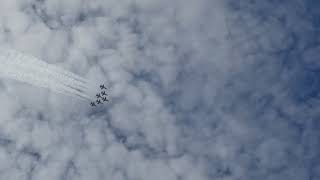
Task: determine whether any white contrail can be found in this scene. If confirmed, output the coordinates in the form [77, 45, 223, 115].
[0, 59, 91, 100]
[0, 48, 89, 91]
[0, 48, 88, 83]
[0, 47, 91, 101]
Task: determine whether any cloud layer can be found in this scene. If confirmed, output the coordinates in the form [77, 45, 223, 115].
[0, 0, 318, 179]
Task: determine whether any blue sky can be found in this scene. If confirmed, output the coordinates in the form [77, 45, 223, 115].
[0, 0, 318, 179]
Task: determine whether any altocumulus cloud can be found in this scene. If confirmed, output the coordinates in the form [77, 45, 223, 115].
[0, 0, 318, 179]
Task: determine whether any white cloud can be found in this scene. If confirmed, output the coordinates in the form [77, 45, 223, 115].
[0, 0, 317, 179]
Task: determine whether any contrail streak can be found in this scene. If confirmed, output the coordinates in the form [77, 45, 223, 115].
[0, 61, 90, 100]
[0, 48, 89, 91]
[0, 47, 91, 101]
[0, 48, 88, 83]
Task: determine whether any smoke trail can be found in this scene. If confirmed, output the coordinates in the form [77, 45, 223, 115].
[0, 48, 89, 91]
[0, 47, 91, 100]
[0, 48, 88, 82]
[0, 59, 91, 100]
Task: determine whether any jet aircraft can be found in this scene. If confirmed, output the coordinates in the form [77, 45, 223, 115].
[101, 91, 107, 96]
[102, 97, 109, 102]
[100, 84, 107, 90]
[90, 84, 110, 107]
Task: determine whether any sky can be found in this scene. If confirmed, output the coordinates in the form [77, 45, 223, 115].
[0, 0, 319, 179]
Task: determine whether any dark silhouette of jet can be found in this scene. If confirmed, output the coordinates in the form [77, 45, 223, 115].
[90, 102, 96, 106]
[100, 84, 107, 90]
[96, 93, 101, 98]
[96, 99, 102, 104]
[101, 91, 107, 96]
[102, 97, 109, 102]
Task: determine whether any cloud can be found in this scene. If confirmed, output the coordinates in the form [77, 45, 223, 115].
[0, 0, 318, 179]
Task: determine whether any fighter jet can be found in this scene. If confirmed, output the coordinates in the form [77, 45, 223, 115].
[96, 93, 101, 98]
[101, 91, 107, 96]
[96, 99, 102, 104]
[100, 84, 107, 90]
[90, 102, 96, 106]
[102, 97, 109, 102]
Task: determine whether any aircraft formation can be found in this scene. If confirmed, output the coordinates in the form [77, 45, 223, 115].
[90, 84, 109, 107]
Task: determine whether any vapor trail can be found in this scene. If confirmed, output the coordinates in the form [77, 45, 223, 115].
[0, 48, 89, 91]
[0, 47, 91, 100]
[0, 59, 90, 100]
